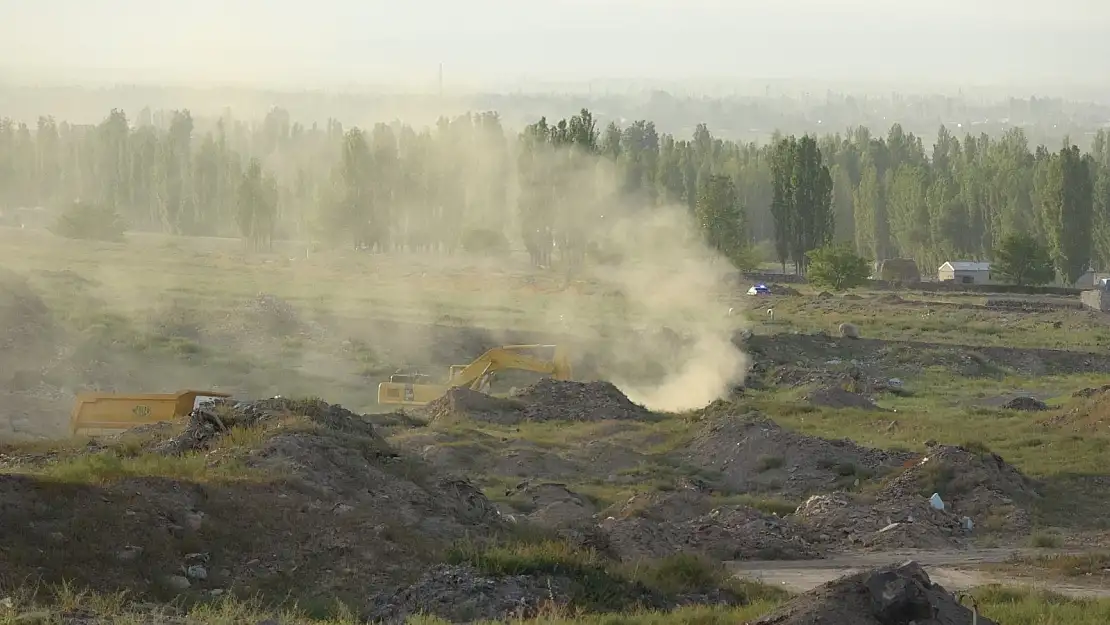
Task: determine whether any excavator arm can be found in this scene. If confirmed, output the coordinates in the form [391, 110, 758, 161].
[376, 344, 571, 406]
[448, 345, 572, 389]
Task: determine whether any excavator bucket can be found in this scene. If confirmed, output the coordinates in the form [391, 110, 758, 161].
[70, 389, 232, 437]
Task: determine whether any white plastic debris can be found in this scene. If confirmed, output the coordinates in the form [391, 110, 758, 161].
[929, 493, 945, 510]
[962, 516, 974, 531]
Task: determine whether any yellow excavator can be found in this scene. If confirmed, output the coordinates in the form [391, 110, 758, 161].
[377, 344, 572, 406]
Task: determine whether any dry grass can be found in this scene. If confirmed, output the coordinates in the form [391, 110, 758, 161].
[1, 582, 1109, 624]
[1000, 552, 1110, 579]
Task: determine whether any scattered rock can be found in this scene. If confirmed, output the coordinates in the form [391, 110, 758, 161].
[162, 575, 191, 591]
[838, 323, 861, 339]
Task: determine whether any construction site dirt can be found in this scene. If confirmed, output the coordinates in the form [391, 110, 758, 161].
[7, 266, 1110, 622]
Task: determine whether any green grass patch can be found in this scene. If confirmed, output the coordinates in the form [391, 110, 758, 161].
[444, 540, 786, 614]
[974, 586, 1110, 624]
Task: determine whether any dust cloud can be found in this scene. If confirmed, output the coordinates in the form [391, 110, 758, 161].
[0, 113, 752, 443]
[572, 182, 751, 412]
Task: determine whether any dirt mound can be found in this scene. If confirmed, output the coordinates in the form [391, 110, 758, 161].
[769, 284, 801, 296]
[0, 396, 508, 611]
[0, 269, 56, 367]
[210, 293, 325, 349]
[502, 481, 598, 527]
[1073, 384, 1110, 398]
[244, 293, 306, 333]
[877, 443, 1039, 533]
[510, 379, 653, 422]
[368, 556, 711, 624]
[598, 489, 821, 561]
[425, 387, 526, 424]
[794, 492, 970, 550]
[680, 412, 912, 497]
[744, 333, 1110, 390]
[1001, 396, 1048, 411]
[1040, 388, 1110, 432]
[804, 386, 885, 411]
[367, 563, 580, 623]
[752, 560, 995, 625]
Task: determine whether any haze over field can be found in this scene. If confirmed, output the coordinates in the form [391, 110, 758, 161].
[4, 0, 1110, 92]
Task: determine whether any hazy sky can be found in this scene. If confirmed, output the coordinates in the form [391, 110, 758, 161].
[3, 0, 1109, 89]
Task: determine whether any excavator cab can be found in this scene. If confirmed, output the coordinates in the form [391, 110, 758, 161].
[377, 344, 571, 407]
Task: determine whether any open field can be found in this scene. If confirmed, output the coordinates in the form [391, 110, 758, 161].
[4, 225, 1110, 623]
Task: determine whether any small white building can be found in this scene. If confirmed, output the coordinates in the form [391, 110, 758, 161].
[1069, 270, 1110, 289]
[938, 261, 993, 284]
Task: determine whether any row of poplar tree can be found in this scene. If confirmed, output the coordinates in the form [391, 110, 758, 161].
[1, 107, 1109, 281]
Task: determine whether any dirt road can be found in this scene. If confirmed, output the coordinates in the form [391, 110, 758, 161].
[728, 548, 1110, 598]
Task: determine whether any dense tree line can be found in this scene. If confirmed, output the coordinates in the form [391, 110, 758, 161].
[2, 106, 1109, 280]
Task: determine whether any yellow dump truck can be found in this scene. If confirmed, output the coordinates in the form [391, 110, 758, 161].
[70, 389, 232, 437]
[377, 344, 572, 407]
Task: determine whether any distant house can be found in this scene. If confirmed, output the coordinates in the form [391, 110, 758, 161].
[938, 261, 992, 284]
[1069, 270, 1109, 289]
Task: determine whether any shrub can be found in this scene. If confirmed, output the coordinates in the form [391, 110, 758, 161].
[50, 201, 126, 242]
[460, 228, 511, 256]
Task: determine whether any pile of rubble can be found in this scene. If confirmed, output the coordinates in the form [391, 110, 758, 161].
[794, 492, 970, 550]
[599, 489, 821, 561]
[752, 561, 995, 625]
[1001, 396, 1048, 411]
[423, 379, 654, 425]
[793, 442, 1039, 549]
[499, 480, 599, 527]
[510, 379, 654, 422]
[679, 412, 913, 497]
[878, 442, 1040, 533]
[424, 387, 526, 424]
[367, 563, 582, 623]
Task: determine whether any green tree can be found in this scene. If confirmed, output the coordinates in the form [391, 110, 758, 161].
[771, 135, 834, 273]
[1039, 143, 1094, 284]
[805, 243, 872, 291]
[236, 158, 276, 251]
[50, 200, 126, 242]
[991, 232, 1055, 286]
[695, 174, 752, 269]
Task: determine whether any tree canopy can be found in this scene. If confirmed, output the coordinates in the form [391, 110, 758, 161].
[2, 107, 1109, 283]
[805, 243, 873, 291]
[992, 232, 1056, 286]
